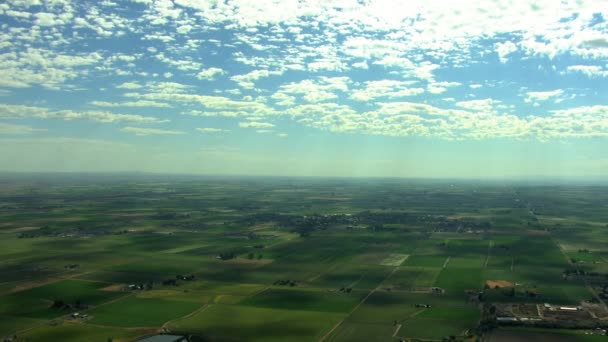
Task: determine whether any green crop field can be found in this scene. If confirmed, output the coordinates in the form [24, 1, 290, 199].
[241, 288, 367, 313]
[87, 296, 201, 327]
[1, 176, 607, 341]
[168, 304, 344, 342]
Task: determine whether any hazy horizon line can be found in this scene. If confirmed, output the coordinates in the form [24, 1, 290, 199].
[1, 170, 607, 185]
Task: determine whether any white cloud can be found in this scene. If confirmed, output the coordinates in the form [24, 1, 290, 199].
[275, 77, 349, 104]
[35, 12, 64, 26]
[271, 92, 295, 107]
[308, 58, 346, 72]
[456, 99, 501, 112]
[231, 69, 280, 89]
[238, 121, 275, 129]
[116, 82, 142, 89]
[90, 100, 171, 108]
[0, 104, 168, 124]
[53, 110, 169, 123]
[566, 65, 608, 78]
[121, 127, 185, 136]
[351, 80, 424, 102]
[427, 85, 447, 94]
[197, 67, 225, 80]
[410, 62, 437, 81]
[176, 24, 193, 34]
[196, 127, 230, 133]
[351, 61, 369, 69]
[495, 41, 518, 63]
[525, 89, 564, 103]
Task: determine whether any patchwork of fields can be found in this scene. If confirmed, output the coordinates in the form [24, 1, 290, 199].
[1, 175, 607, 341]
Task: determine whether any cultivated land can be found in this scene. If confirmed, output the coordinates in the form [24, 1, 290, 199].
[0, 174, 607, 341]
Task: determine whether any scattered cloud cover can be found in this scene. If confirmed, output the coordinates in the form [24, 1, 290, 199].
[1, 0, 608, 177]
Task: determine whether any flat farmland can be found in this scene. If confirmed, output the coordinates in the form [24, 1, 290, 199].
[0, 176, 606, 341]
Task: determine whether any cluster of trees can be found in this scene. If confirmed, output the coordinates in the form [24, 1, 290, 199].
[247, 253, 263, 260]
[274, 280, 297, 287]
[475, 303, 499, 334]
[162, 275, 195, 286]
[50, 299, 87, 310]
[217, 252, 236, 260]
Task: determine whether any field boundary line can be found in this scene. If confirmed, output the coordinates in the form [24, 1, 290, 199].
[318, 266, 400, 342]
[392, 323, 402, 337]
[484, 240, 493, 268]
[308, 262, 340, 283]
[1, 269, 101, 295]
[162, 303, 210, 330]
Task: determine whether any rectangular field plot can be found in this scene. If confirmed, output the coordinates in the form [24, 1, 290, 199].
[0, 280, 125, 319]
[448, 256, 486, 268]
[326, 322, 396, 342]
[106, 255, 205, 278]
[88, 296, 201, 327]
[240, 288, 367, 313]
[310, 263, 393, 289]
[181, 281, 266, 296]
[444, 239, 491, 257]
[195, 261, 313, 284]
[398, 317, 475, 340]
[0, 316, 45, 336]
[380, 253, 409, 266]
[167, 304, 344, 342]
[435, 267, 484, 292]
[512, 265, 569, 284]
[404, 255, 449, 268]
[348, 291, 478, 330]
[416, 305, 480, 321]
[346, 291, 432, 324]
[486, 255, 514, 269]
[484, 283, 593, 305]
[76, 270, 169, 284]
[382, 267, 441, 290]
[20, 323, 138, 342]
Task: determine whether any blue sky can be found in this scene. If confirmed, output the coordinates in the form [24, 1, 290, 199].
[0, 0, 607, 178]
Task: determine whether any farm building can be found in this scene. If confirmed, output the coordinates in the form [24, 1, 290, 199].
[559, 306, 580, 311]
